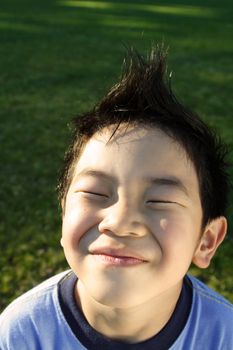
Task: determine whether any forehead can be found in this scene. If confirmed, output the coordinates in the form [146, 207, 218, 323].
[74, 125, 198, 187]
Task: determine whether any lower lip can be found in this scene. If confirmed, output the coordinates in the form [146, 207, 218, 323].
[92, 254, 145, 266]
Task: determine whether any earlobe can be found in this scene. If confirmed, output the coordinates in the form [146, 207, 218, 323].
[192, 216, 227, 269]
[60, 237, 64, 247]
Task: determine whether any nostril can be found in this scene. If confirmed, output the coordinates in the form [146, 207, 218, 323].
[98, 203, 147, 237]
[98, 215, 147, 237]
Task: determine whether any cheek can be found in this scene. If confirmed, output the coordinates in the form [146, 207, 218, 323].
[152, 214, 200, 276]
[61, 204, 99, 248]
[154, 211, 199, 250]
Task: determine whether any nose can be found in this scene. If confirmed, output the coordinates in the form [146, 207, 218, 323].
[98, 200, 147, 237]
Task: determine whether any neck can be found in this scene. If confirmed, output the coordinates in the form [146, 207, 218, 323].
[75, 281, 183, 343]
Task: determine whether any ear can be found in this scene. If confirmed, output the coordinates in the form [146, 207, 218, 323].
[192, 216, 227, 269]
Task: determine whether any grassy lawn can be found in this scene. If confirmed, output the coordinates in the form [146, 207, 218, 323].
[0, 0, 233, 311]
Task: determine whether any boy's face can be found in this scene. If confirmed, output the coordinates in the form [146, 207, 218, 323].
[61, 125, 203, 308]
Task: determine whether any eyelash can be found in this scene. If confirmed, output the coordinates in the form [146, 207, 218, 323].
[76, 192, 179, 207]
[148, 200, 185, 209]
[148, 200, 175, 204]
[80, 194, 175, 202]
[81, 191, 108, 198]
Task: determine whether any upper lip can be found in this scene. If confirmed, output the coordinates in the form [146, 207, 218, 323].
[89, 246, 147, 262]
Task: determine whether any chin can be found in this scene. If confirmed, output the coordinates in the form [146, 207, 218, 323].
[95, 294, 140, 309]
[87, 284, 145, 309]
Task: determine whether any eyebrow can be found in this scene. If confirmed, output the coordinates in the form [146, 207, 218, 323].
[74, 169, 189, 196]
[74, 169, 117, 183]
[146, 177, 189, 196]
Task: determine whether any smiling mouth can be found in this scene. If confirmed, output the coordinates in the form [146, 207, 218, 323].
[90, 248, 147, 266]
[92, 254, 146, 266]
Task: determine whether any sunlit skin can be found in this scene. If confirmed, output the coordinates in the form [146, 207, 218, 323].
[61, 125, 227, 343]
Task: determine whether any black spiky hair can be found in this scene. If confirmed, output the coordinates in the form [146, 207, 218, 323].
[58, 45, 230, 227]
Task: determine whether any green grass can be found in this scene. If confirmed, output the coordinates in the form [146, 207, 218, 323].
[0, 0, 233, 311]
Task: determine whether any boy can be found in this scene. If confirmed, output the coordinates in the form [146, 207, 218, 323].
[0, 46, 233, 349]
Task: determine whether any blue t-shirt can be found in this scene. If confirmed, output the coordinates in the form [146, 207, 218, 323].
[0, 271, 232, 349]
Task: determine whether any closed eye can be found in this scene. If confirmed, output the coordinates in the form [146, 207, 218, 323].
[148, 200, 175, 204]
[147, 200, 185, 208]
[80, 191, 108, 198]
